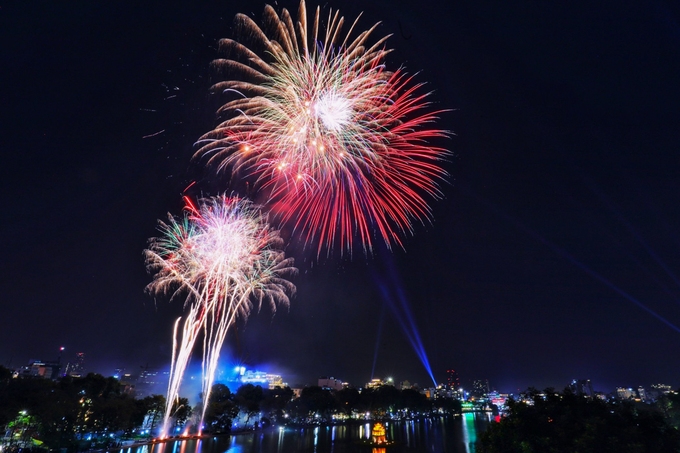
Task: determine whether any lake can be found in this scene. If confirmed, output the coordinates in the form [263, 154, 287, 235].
[120, 413, 491, 453]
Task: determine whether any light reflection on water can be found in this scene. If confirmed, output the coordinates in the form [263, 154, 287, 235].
[117, 415, 490, 453]
[461, 413, 478, 453]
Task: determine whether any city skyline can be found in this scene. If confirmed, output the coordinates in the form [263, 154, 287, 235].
[2, 0, 680, 395]
[6, 346, 676, 397]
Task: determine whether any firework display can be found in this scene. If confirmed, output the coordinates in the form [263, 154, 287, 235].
[144, 0, 449, 437]
[195, 0, 449, 255]
[145, 195, 295, 435]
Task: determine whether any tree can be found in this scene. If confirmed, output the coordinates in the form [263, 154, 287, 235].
[657, 390, 680, 429]
[203, 384, 238, 434]
[334, 387, 361, 416]
[478, 388, 680, 453]
[234, 384, 264, 427]
[170, 397, 192, 432]
[373, 385, 401, 415]
[400, 388, 432, 415]
[0, 365, 11, 384]
[261, 386, 294, 422]
[5, 411, 41, 449]
[139, 395, 165, 437]
[288, 386, 337, 422]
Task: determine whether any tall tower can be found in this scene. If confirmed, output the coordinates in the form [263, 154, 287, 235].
[446, 369, 461, 390]
[66, 352, 85, 377]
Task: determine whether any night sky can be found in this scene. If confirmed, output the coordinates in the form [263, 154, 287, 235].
[3, 0, 680, 395]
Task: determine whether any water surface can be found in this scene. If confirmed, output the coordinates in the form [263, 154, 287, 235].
[123, 414, 490, 453]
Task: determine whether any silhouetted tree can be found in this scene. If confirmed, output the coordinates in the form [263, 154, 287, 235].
[478, 388, 680, 453]
[170, 397, 192, 431]
[0, 373, 152, 451]
[334, 387, 361, 416]
[288, 386, 337, 422]
[0, 365, 11, 384]
[234, 384, 264, 427]
[139, 394, 165, 437]
[657, 390, 680, 429]
[400, 388, 433, 414]
[261, 386, 293, 422]
[203, 384, 238, 433]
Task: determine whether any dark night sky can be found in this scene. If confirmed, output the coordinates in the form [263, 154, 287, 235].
[2, 0, 680, 395]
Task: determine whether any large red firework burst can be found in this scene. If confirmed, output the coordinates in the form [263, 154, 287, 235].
[195, 0, 450, 255]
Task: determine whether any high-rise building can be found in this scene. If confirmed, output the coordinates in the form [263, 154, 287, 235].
[651, 383, 672, 394]
[25, 359, 61, 379]
[569, 379, 594, 397]
[616, 387, 634, 400]
[472, 379, 489, 398]
[648, 384, 673, 402]
[445, 369, 461, 390]
[135, 367, 167, 397]
[66, 352, 85, 377]
[637, 386, 647, 402]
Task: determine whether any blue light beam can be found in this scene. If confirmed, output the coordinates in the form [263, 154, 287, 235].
[479, 190, 680, 335]
[373, 260, 438, 387]
[371, 303, 386, 380]
[583, 174, 680, 293]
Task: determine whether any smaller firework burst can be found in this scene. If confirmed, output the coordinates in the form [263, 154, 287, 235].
[145, 195, 295, 436]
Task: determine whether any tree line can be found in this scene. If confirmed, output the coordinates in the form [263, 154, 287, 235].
[478, 387, 680, 453]
[0, 366, 460, 452]
[204, 381, 459, 431]
[0, 366, 184, 452]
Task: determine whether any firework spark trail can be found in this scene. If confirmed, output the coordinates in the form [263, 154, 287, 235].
[162, 309, 204, 437]
[143, 213, 205, 437]
[195, 0, 450, 255]
[145, 195, 296, 436]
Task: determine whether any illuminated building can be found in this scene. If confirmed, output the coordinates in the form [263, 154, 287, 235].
[569, 379, 594, 397]
[637, 386, 647, 402]
[25, 359, 61, 379]
[371, 422, 387, 444]
[135, 367, 168, 397]
[267, 373, 287, 389]
[446, 369, 460, 391]
[226, 367, 288, 389]
[648, 383, 674, 402]
[472, 379, 489, 398]
[366, 378, 384, 389]
[241, 370, 268, 384]
[488, 391, 508, 408]
[21, 347, 64, 379]
[616, 387, 634, 400]
[651, 383, 672, 393]
[65, 352, 85, 377]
